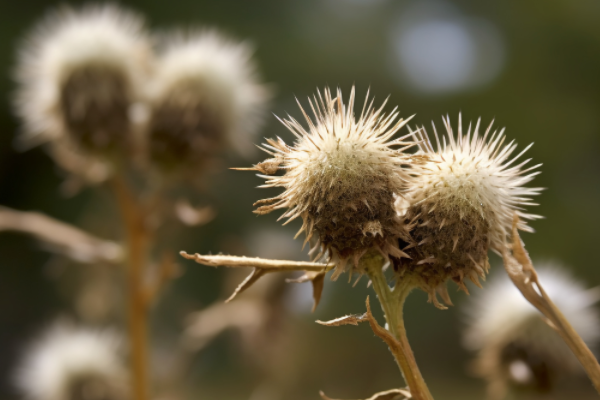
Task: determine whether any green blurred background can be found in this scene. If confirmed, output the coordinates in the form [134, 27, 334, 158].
[1, 0, 600, 399]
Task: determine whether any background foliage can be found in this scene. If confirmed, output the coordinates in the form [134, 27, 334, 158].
[1, 0, 600, 399]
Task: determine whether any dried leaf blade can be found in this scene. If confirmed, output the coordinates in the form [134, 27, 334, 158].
[287, 270, 327, 312]
[316, 313, 368, 327]
[319, 388, 411, 400]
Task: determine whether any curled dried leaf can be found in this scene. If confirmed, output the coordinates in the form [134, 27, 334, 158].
[316, 313, 368, 327]
[287, 270, 326, 312]
[319, 388, 411, 400]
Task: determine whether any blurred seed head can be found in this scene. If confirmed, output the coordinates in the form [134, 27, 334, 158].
[463, 265, 600, 397]
[14, 4, 151, 175]
[254, 87, 414, 279]
[395, 115, 542, 308]
[148, 30, 271, 172]
[16, 321, 127, 400]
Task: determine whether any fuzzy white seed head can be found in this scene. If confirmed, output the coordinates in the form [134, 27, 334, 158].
[395, 115, 542, 307]
[14, 4, 151, 155]
[148, 30, 271, 171]
[15, 322, 127, 400]
[254, 87, 414, 278]
[463, 265, 600, 393]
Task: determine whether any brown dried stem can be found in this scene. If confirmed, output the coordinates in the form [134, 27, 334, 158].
[503, 215, 600, 394]
[365, 255, 433, 400]
[111, 176, 150, 400]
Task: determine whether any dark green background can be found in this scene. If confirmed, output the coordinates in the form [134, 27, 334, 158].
[1, 1, 600, 399]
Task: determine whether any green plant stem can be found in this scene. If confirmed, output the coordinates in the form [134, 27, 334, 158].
[366, 258, 434, 400]
[112, 177, 149, 400]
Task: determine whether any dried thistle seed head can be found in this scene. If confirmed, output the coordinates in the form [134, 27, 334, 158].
[148, 30, 271, 172]
[463, 266, 600, 394]
[14, 4, 151, 158]
[15, 321, 127, 400]
[254, 87, 414, 279]
[394, 115, 542, 308]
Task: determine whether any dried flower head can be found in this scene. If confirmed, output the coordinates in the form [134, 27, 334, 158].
[394, 115, 542, 308]
[253, 87, 414, 279]
[464, 265, 600, 397]
[15, 321, 127, 400]
[148, 30, 270, 172]
[14, 4, 151, 156]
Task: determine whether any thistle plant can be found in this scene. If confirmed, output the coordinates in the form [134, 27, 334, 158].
[7, 5, 600, 399]
[464, 265, 600, 399]
[14, 4, 151, 191]
[181, 87, 600, 399]
[10, 5, 270, 400]
[251, 87, 414, 278]
[148, 30, 270, 174]
[395, 117, 542, 307]
[16, 321, 127, 400]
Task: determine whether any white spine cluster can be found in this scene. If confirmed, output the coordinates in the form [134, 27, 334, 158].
[148, 30, 270, 169]
[255, 87, 414, 278]
[15, 4, 150, 149]
[395, 115, 542, 307]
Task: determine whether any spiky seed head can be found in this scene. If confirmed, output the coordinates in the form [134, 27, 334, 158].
[395, 115, 542, 308]
[15, 321, 127, 400]
[463, 265, 600, 394]
[254, 87, 414, 279]
[148, 30, 271, 172]
[14, 4, 151, 157]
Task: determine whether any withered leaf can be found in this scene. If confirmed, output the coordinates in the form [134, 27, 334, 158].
[231, 157, 282, 175]
[319, 388, 411, 400]
[179, 252, 331, 271]
[226, 268, 269, 303]
[316, 312, 368, 327]
[503, 214, 600, 392]
[287, 270, 327, 312]
[0, 206, 122, 264]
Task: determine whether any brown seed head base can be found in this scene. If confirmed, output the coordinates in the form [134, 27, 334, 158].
[395, 115, 542, 308]
[149, 81, 225, 171]
[60, 64, 133, 155]
[253, 87, 415, 279]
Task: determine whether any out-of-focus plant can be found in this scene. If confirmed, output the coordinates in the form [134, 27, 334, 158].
[16, 320, 127, 400]
[10, 4, 270, 400]
[464, 264, 600, 399]
[181, 87, 600, 399]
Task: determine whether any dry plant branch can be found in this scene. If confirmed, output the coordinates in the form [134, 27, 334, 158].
[503, 215, 600, 394]
[180, 252, 332, 306]
[111, 176, 151, 400]
[0, 205, 122, 264]
[317, 295, 429, 400]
